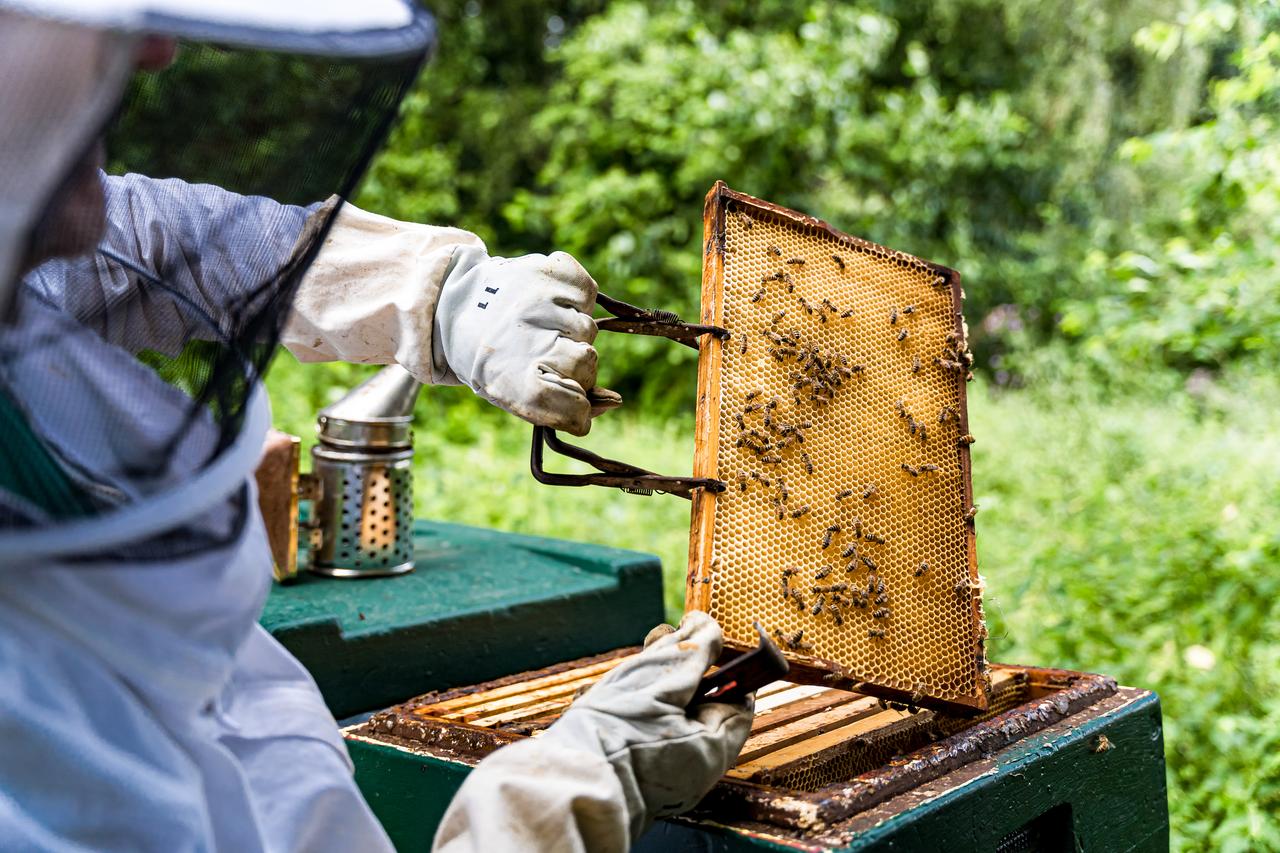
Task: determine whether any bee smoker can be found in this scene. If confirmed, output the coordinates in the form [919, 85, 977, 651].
[304, 364, 421, 578]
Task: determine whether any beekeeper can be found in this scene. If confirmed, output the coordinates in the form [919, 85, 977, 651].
[0, 2, 751, 851]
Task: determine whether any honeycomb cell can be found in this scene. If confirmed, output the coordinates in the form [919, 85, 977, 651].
[687, 184, 988, 710]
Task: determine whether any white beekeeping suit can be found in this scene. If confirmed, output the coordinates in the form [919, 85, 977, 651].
[0, 3, 752, 851]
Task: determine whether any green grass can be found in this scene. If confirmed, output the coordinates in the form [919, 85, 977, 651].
[266, 355, 1279, 851]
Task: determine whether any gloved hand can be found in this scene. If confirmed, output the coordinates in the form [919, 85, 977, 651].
[283, 203, 615, 436]
[433, 248, 602, 436]
[541, 611, 754, 840]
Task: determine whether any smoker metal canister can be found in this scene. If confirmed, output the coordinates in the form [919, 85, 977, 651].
[307, 364, 420, 578]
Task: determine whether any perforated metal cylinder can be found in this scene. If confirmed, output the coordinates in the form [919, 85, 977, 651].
[308, 445, 415, 577]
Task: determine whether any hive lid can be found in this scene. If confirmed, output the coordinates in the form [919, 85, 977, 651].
[686, 182, 989, 713]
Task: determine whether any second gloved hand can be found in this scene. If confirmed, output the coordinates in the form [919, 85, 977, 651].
[434, 248, 601, 436]
[539, 611, 754, 840]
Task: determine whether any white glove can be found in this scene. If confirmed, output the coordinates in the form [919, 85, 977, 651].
[540, 611, 754, 839]
[433, 248, 600, 436]
[283, 203, 607, 436]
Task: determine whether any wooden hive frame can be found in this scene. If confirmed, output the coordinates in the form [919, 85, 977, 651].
[685, 182, 987, 713]
[351, 651, 1119, 838]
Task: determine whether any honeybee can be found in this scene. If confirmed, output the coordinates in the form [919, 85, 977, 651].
[821, 527, 837, 550]
[918, 425, 927, 443]
[890, 308, 898, 325]
[771, 311, 786, 324]
[836, 489, 854, 501]
[914, 561, 929, 577]
[945, 331, 961, 344]
[863, 484, 877, 500]
[782, 566, 799, 577]
[959, 434, 976, 446]
[932, 274, 947, 288]
[852, 518, 862, 539]
[777, 478, 789, 502]
[841, 543, 858, 559]
[746, 389, 761, 401]
[738, 211, 755, 229]
[920, 464, 939, 473]
[738, 334, 749, 354]
[840, 309, 854, 318]
[964, 505, 979, 521]
[861, 554, 878, 572]
[832, 254, 846, 270]
[802, 452, 814, 476]
[787, 257, 805, 265]
[903, 305, 915, 315]
[736, 472, 748, 491]
[768, 245, 782, 257]
[864, 532, 885, 545]
[873, 608, 890, 619]
[897, 328, 909, 342]
[750, 288, 766, 304]
[901, 463, 920, 477]
[762, 454, 783, 465]
[895, 399, 907, 418]
[868, 628, 886, 639]
[815, 565, 834, 580]
[789, 505, 811, 518]
[912, 357, 921, 374]
[821, 298, 838, 313]
[811, 598, 824, 616]
[767, 396, 780, 410]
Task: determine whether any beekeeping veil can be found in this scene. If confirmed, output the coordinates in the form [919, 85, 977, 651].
[0, 0, 434, 559]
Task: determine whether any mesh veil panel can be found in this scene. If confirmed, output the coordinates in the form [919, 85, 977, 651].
[0, 39, 426, 559]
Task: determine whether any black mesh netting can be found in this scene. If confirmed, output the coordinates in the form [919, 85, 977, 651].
[0, 36, 427, 558]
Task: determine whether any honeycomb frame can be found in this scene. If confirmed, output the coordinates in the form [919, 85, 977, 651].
[686, 182, 988, 713]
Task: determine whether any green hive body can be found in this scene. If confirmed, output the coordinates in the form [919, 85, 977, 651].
[263, 519, 1168, 851]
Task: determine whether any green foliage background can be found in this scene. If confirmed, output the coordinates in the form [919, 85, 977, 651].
[267, 1, 1280, 848]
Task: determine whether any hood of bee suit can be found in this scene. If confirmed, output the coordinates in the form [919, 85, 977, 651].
[0, 0, 433, 560]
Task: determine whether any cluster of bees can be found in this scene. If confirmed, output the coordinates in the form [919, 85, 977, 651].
[724, 220, 979, 657]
